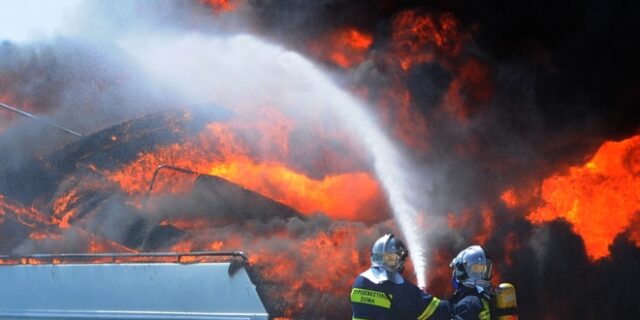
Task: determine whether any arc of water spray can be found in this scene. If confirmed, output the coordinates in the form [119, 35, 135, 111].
[326, 93, 428, 289]
[121, 33, 429, 288]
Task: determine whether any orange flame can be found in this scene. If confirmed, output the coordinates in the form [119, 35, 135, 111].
[208, 158, 382, 220]
[476, 207, 494, 245]
[161, 222, 373, 317]
[372, 10, 478, 152]
[88, 236, 136, 254]
[378, 87, 430, 152]
[391, 11, 468, 71]
[309, 28, 373, 69]
[108, 108, 385, 221]
[29, 232, 62, 241]
[0, 193, 53, 227]
[443, 57, 493, 122]
[248, 226, 368, 316]
[201, 0, 236, 13]
[501, 189, 518, 208]
[447, 206, 495, 246]
[52, 189, 80, 229]
[503, 232, 519, 267]
[527, 135, 640, 259]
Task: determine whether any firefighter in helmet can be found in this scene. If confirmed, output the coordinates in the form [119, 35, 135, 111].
[350, 234, 450, 320]
[449, 245, 494, 320]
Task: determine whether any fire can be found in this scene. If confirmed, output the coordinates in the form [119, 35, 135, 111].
[159, 217, 371, 318]
[391, 11, 469, 71]
[201, 0, 236, 13]
[426, 248, 456, 297]
[170, 240, 195, 253]
[443, 57, 493, 121]
[378, 87, 430, 152]
[501, 189, 518, 208]
[166, 217, 213, 230]
[527, 135, 640, 259]
[298, 229, 360, 291]
[246, 226, 367, 317]
[29, 232, 62, 241]
[208, 241, 223, 251]
[502, 232, 519, 267]
[309, 28, 373, 69]
[208, 158, 382, 220]
[108, 108, 385, 221]
[0, 193, 52, 227]
[88, 237, 136, 254]
[631, 213, 640, 246]
[476, 207, 494, 245]
[365, 10, 481, 151]
[447, 206, 495, 246]
[52, 189, 80, 229]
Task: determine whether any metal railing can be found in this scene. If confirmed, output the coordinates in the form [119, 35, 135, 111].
[0, 250, 248, 265]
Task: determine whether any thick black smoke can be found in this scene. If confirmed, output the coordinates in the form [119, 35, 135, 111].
[1, 1, 640, 319]
[246, 0, 640, 205]
[242, 1, 640, 319]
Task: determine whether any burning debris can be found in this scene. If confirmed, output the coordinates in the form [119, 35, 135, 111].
[1, 0, 640, 319]
[0, 104, 393, 317]
[528, 135, 640, 259]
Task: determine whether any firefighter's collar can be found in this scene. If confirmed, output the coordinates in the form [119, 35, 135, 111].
[461, 279, 491, 293]
[362, 267, 405, 284]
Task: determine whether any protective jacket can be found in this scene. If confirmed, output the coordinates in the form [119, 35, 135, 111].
[449, 286, 494, 320]
[350, 267, 450, 320]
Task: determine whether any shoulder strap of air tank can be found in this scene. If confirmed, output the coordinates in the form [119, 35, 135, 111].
[481, 289, 497, 320]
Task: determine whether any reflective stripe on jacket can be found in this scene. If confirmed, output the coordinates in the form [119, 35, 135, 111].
[450, 287, 493, 320]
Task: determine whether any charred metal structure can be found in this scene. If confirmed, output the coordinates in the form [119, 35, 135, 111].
[0, 109, 305, 317]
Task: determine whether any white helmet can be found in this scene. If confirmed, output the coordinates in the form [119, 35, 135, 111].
[371, 234, 408, 273]
[450, 245, 492, 290]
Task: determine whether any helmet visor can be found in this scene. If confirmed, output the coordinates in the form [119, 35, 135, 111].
[382, 250, 406, 272]
[383, 252, 401, 269]
[484, 259, 493, 280]
[469, 263, 486, 274]
[469, 259, 492, 280]
[473, 259, 493, 280]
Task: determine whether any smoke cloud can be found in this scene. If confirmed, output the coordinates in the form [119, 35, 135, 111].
[1, 0, 640, 319]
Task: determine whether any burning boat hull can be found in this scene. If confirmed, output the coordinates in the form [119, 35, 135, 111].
[0, 252, 269, 320]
